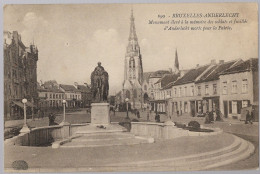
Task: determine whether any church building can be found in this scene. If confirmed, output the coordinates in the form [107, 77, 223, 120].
[122, 10, 144, 109]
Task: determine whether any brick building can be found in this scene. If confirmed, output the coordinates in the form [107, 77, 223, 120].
[4, 31, 38, 120]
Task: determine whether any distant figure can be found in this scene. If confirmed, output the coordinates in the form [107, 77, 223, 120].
[155, 114, 160, 123]
[48, 113, 57, 126]
[245, 110, 253, 124]
[251, 108, 255, 123]
[136, 110, 140, 119]
[204, 112, 211, 124]
[147, 110, 150, 121]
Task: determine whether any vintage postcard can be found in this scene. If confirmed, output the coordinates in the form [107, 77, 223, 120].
[3, 2, 258, 172]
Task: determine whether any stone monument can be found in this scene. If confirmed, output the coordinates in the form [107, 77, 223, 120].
[90, 62, 110, 125]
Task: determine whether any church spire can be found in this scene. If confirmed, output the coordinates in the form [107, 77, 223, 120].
[128, 8, 138, 41]
[174, 49, 180, 74]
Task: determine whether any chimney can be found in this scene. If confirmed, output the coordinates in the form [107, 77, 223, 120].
[211, 59, 216, 65]
[219, 60, 224, 64]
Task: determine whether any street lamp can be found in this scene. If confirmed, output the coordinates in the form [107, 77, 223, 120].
[60, 100, 66, 125]
[166, 94, 171, 120]
[20, 98, 30, 133]
[125, 98, 129, 119]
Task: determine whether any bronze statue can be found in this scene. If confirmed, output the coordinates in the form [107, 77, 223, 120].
[91, 62, 109, 102]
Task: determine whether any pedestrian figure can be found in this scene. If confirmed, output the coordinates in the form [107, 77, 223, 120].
[155, 114, 160, 123]
[136, 110, 140, 119]
[209, 111, 214, 123]
[48, 113, 57, 126]
[113, 105, 116, 116]
[204, 112, 211, 124]
[250, 109, 255, 124]
[245, 110, 251, 124]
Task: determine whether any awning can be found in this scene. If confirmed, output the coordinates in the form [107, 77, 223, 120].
[12, 101, 24, 108]
[26, 101, 37, 108]
[202, 96, 220, 100]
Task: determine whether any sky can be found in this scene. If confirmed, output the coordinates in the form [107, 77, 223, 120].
[3, 3, 258, 94]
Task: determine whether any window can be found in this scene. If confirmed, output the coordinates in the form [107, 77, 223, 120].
[45, 93, 48, 98]
[231, 81, 237, 93]
[179, 87, 182, 97]
[50, 93, 52, 98]
[213, 84, 217, 94]
[191, 86, 194, 96]
[184, 87, 187, 96]
[242, 79, 248, 93]
[53, 94, 55, 99]
[205, 85, 209, 95]
[198, 86, 201, 96]
[223, 82, 227, 94]
[129, 58, 135, 68]
[174, 88, 177, 96]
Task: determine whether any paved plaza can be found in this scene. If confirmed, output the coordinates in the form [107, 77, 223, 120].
[4, 109, 259, 171]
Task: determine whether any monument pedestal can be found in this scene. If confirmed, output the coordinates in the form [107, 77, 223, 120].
[91, 103, 110, 125]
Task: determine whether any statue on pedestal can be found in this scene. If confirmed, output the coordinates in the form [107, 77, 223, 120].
[91, 62, 109, 103]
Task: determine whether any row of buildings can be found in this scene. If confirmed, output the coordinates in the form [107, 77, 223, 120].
[4, 31, 92, 120]
[150, 58, 258, 120]
[115, 10, 258, 120]
[38, 81, 92, 110]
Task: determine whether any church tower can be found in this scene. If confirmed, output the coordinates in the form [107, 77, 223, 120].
[122, 9, 144, 109]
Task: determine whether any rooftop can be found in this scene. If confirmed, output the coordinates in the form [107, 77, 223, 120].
[174, 65, 210, 86]
[60, 84, 80, 92]
[220, 58, 258, 75]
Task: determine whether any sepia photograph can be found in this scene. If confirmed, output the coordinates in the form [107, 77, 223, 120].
[2, 2, 259, 172]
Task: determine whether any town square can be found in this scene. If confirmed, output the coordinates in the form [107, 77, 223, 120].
[3, 3, 259, 172]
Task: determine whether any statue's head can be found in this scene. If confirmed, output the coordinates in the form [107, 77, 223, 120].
[98, 62, 101, 66]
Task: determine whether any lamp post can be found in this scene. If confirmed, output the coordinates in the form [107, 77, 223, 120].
[166, 94, 171, 120]
[60, 100, 66, 125]
[125, 98, 129, 119]
[20, 98, 30, 133]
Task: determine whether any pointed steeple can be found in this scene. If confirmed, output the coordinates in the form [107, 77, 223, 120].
[174, 49, 180, 74]
[129, 8, 138, 41]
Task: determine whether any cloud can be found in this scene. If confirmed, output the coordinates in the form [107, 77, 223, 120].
[21, 12, 49, 45]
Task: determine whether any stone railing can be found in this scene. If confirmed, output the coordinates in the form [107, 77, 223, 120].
[5, 123, 87, 147]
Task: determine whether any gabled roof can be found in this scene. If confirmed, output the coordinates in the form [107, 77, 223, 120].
[196, 60, 238, 83]
[38, 88, 64, 93]
[174, 65, 210, 86]
[60, 84, 80, 92]
[149, 70, 171, 78]
[160, 73, 180, 89]
[220, 58, 258, 75]
[77, 85, 91, 92]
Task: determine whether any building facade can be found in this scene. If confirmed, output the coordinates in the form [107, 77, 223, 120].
[74, 83, 92, 107]
[219, 58, 258, 119]
[59, 84, 82, 108]
[4, 31, 38, 120]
